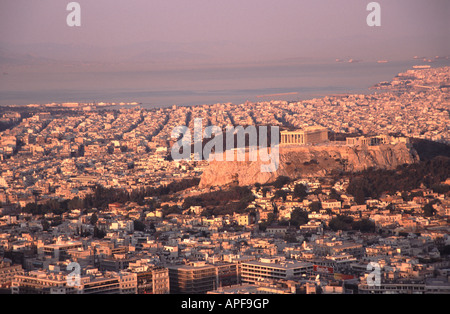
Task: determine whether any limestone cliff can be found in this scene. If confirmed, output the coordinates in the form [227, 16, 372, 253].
[198, 143, 419, 187]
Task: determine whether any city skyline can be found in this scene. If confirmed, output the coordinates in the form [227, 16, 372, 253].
[1, 66, 449, 297]
[0, 0, 449, 299]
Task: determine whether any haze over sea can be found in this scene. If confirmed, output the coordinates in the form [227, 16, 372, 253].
[1, 1, 448, 108]
[1, 58, 449, 109]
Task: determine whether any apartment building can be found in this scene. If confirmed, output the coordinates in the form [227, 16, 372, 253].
[65, 270, 137, 294]
[322, 199, 342, 210]
[168, 261, 217, 294]
[40, 240, 83, 260]
[214, 262, 239, 288]
[11, 269, 137, 294]
[133, 266, 170, 294]
[313, 240, 364, 259]
[358, 277, 450, 294]
[0, 260, 23, 289]
[240, 257, 313, 284]
[100, 253, 139, 272]
[11, 271, 79, 294]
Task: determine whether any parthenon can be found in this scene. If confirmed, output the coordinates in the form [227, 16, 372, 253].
[280, 126, 329, 145]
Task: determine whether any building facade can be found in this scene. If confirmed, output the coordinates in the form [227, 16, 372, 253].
[0, 260, 23, 289]
[280, 126, 328, 145]
[135, 266, 170, 294]
[168, 262, 217, 294]
[346, 135, 410, 146]
[240, 258, 313, 284]
[11, 269, 137, 294]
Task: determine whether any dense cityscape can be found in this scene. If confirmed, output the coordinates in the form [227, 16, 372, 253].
[0, 66, 449, 295]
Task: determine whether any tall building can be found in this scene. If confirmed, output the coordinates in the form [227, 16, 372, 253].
[280, 126, 328, 145]
[214, 262, 239, 288]
[134, 266, 170, 294]
[168, 262, 216, 294]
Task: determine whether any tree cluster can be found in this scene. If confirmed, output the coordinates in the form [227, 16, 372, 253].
[22, 178, 200, 215]
[182, 186, 255, 217]
[347, 156, 450, 204]
[328, 215, 376, 233]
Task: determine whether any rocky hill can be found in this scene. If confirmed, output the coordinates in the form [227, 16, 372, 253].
[199, 143, 419, 187]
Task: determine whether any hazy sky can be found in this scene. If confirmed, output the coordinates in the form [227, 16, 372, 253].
[0, 0, 449, 65]
[0, 0, 449, 106]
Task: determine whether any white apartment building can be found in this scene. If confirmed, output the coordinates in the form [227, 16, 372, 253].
[240, 257, 313, 284]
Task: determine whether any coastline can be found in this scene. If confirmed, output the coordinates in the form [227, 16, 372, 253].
[1, 59, 449, 110]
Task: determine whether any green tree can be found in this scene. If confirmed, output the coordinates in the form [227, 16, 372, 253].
[262, 187, 270, 198]
[90, 213, 98, 225]
[353, 188, 366, 205]
[352, 218, 376, 233]
[273, 189, 288, 201]
[422, 203, 436, 217]
[293, 184, 308, 199]
[273, 176, 291, 189]
[133, 220, 146, 232]
[41, 219, 50, 231]
[329, 188, 342, 201]
[439, 245, 450, 256]
[68, 197, 84, 210]
[431, 184, 450, 194]
[309, 201, 322, 212]
[289, 208, 309, 227]
[329, 215, 354, 231]
[93, 226, 106, 239]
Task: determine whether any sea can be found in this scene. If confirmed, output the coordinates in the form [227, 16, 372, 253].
[1, 58, 449, 109]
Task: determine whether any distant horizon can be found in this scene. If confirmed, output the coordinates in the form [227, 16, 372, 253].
[1, 0, 449, 107]
[1, 1, 448, 61]
[1, 60, 449, 109]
